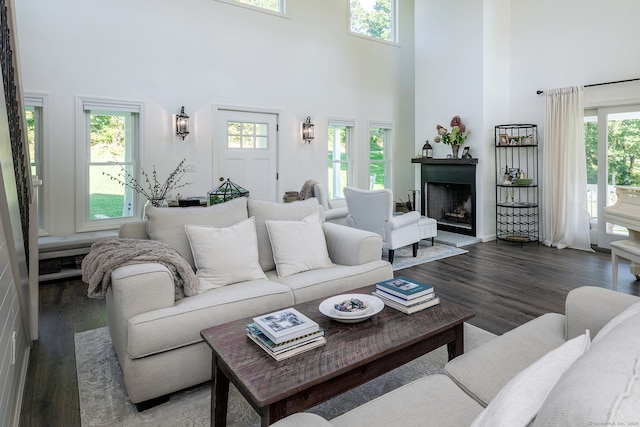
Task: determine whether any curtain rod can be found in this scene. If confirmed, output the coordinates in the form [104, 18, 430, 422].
[536, 77, 640, 95]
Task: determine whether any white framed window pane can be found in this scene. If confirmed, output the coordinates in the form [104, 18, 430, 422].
[228, 135, 241, 148]
[256, 136, 268, 149]
[233, 0, 282, 13]
[349, 0, 395, 43]
[227, 120, 269, 149]
[369, 127, 388, 190]
[328, 124, 352, 199]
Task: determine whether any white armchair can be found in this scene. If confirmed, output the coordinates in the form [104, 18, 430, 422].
[343, 187, 421, 263]
[300, 180, 349, 225]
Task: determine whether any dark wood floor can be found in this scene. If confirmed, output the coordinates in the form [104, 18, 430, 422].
[19, 241, 640, 427]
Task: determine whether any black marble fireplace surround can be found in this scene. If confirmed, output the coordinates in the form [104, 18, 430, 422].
[411, 158, 478, 236]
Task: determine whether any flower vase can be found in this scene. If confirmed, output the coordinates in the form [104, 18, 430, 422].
[451, 145, 460, 159]
[143, 198, 168, 218]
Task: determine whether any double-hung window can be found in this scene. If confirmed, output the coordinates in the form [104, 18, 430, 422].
[24, 95, 45, 231]
[349, 0, 397, 43]
[76, 98, 141, 232]
[328, 120, 354, 200]
[369, 124, 392, 190]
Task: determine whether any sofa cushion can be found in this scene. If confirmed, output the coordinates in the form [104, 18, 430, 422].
[444, 312, 566, 406]
[145, 197, 249, 269]
[330, 374, 484, 427]
[126, 279, 293, 358]
[592, 300, 640, 345]
[185, 217, 267, 292]
[533, 310, 640, 426]
[248, 198, 324, 272]
[471, 332, 590, 427]
[266, 260, 393, 304]
[266, 213, 333, 277]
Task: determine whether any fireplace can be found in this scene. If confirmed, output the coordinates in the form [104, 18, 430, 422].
[411, 158, 478, 236]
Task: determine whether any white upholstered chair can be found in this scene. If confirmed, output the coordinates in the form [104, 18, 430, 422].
[343, 187, 421, 263]
[300, 180, 349, 225]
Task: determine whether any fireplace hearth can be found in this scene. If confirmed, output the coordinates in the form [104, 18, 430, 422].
[411, 158, 478, 236]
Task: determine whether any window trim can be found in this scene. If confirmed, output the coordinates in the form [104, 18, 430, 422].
[368, 121, 393, 190]
[214, 0, 287, 18]
[327, 119, 355, 201]
[75, 96, 144, 232]
[348, 0, 399, 45]
[24, 93, 48, 235]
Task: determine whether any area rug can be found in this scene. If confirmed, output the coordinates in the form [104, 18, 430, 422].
[387, 241, 468, 271]
[75, 324, 494, 426]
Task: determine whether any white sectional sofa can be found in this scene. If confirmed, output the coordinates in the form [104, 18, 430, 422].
[104, 197, 393, 405]
[272, 286, 640, 427]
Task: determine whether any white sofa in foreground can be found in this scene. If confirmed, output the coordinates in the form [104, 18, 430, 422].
[104, 197, 393, 405]
[273, 286, 640, 427]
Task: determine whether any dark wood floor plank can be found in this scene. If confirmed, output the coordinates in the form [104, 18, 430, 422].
[19, 241, 640, 426]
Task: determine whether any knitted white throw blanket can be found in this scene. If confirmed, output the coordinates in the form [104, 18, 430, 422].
[81, 238, 198, 300]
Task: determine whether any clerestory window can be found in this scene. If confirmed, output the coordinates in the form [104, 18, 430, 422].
[349, 0, 396, 43]
[216, 0, 286, 14]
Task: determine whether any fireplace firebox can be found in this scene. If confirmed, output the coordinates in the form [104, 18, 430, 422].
[411, 158, 478, 236]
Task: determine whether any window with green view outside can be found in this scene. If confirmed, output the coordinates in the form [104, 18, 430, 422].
[369, 126, 390, 190]
[350, 0, 395, 43]
[25, 101, 43, 229]
[328, 123, 353, 200]
[86, 109, 138, 222]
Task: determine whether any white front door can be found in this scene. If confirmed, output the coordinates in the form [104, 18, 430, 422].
[216, 109, 278, 202]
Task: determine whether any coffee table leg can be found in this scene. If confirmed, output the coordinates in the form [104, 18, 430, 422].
[211, 357, 230, 426]
[447, 323, 465, 360]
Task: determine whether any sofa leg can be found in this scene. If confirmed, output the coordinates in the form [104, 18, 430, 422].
[431, 237, 435, 246]
[135, 394, 171, 412]
[413, 242, 418, 257]
[388, 249, 394, 264]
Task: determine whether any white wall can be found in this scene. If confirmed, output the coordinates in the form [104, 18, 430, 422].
[15, 0, 415, 237]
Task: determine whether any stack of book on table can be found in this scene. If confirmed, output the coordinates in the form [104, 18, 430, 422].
[374, 276, 440, 314]
[246, 307, 326, 361]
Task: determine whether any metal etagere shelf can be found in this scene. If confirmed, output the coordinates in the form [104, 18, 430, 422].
[495, 124, 540, 245]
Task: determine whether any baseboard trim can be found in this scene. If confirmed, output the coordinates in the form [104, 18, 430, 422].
[11, 345, 30, 427]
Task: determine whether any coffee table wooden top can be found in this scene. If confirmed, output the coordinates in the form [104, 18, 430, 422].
[201, 285, 475, 411]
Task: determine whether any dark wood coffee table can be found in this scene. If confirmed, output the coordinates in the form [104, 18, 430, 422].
[200, 284, 474, 426]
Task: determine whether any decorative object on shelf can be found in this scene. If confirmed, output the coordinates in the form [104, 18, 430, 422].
[176, 106, 190, 140]
[433, 115, 471, 158]
[461, 147, 472, 159]
[422, 140, 433, 158]
[208, 178, 249, 205]
[102, 158, 192, 208]
[302, 116, 315, 143]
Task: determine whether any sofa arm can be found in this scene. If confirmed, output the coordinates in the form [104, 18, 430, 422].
[565, 286, 640, 339]
[106, 263, 176, 360]
[324, 206, 348, 222]
[323, 222, 383, 266]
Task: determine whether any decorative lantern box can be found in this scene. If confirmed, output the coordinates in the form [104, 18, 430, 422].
[208, 179, 249, 205]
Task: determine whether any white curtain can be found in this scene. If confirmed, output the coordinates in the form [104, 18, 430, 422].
[541, 86, 592, 251]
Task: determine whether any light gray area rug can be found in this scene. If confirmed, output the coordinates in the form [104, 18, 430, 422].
[75, 324, 494, 427]
[388, 241, 468, 271]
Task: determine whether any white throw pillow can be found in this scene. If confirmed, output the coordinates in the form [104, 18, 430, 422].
[185, 217, 267, 293]
[265, 213, 333, 278]
[470, 331, 591, 427]
[592, 300, 640, 345]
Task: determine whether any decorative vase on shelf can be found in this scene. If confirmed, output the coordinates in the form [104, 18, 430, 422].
[451, 145, 460, 159]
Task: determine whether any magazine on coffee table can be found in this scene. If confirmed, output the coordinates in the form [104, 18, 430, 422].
[253, 307, 319, 344]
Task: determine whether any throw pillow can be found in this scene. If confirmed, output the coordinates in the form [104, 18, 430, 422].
[592, 300, 640, 345]
[185, 217, 267, 293]
[470, 331, 591, 427]
[265, 213, 333, 277]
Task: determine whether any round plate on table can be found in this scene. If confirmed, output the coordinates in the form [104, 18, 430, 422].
[319, 294, 384, 323]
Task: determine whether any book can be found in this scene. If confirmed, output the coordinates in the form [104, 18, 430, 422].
[376, 277, 434, 300]
[253, 307, 319, 344]
[246, 323, 325, 352]
[246, 333, 326, 361]
[375, 291, 440, 314]
[373, 289, 437, 306]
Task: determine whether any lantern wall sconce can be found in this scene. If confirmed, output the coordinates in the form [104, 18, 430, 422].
[176, 106, 190, 140]
[302, 116, 315, 143]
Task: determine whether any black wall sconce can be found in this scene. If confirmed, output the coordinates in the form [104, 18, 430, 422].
[176, 106, 190, 140]
[302, 116, 315, 143]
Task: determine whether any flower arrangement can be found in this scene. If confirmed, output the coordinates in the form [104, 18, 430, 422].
[103, 158, 192, 207]
[433, 116, 471, 146]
